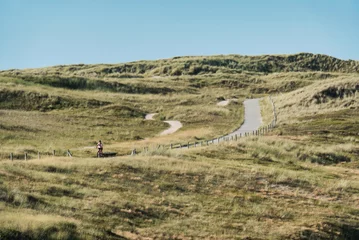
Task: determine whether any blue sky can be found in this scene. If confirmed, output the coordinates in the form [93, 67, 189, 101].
[0, 0, 358, 70]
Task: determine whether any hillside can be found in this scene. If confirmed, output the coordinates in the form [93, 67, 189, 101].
[2, 53, 359, 78]
[0, 53, 358, 239]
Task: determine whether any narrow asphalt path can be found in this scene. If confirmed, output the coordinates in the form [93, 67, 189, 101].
[144, 113, 183, 135]
[175, 98, 262, 149]
[212, 98, 261, 144]
[225, 98, 262, 137]
[145, 113, 157, 120]
[216, 98, 238, 106]
[160, 121, 183, 136]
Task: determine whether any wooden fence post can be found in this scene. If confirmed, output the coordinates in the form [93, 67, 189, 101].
[206, 140, 209, 146]
[67, 150, 72, 157]
[10, 153, 13, 161]
[25, 153, 27, 161]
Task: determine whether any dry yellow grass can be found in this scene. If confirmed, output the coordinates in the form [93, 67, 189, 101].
[274, 76, 358, 124]
[1, 55, 359, 238]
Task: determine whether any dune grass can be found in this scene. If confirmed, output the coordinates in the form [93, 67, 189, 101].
[1, 54, 359, 239]
[0, 73, 247, 158]
[0, 132, 358, 239]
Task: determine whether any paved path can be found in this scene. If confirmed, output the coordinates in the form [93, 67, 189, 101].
[145, 113, 183, 135]
[216, 99, 238, 106]
[211, 98, 261, 143]
[217, 100, 230, 106]
[145, 113, 157, 120]
[213, 98, 262, 143]
[188, 98, 261, 147]
[143, 98, 261, 150]
[224, 98, 262, 137]
[160, 121, 183, 136]
[176, 98, 262, 148]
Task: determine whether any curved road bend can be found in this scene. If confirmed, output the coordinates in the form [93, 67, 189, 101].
[160, 121, 183, 136]
[144, 113, 183, 136]
[212, 98, 262, 144]
[145, 113, 157, 120]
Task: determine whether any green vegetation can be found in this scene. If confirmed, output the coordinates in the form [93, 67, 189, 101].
[0, 53, 358, 239]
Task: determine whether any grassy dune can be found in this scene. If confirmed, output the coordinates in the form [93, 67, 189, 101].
[0, 73, 246, 157]
[1, 53, 359, 239]
[1, 136, 358, 239]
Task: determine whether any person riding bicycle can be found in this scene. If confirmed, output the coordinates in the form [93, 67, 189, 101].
[97, 140, 103, 157]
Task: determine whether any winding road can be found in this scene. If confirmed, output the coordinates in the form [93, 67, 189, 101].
[160, 121, 183, 135]
[144, 98, 261, 141]
[213, 98, 262, 143]
[224, 98, 262, 137]
[144, 113, 183, 136]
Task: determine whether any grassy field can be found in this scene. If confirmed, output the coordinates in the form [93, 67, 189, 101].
[0, 73, 247, 158]
[0, 53, 358, 239]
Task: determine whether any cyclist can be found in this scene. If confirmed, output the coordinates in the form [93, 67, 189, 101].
[97, 140, 103, 157]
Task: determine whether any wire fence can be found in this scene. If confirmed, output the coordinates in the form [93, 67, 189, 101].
[132, 96, 277, 155]
[3, 150, 72, 162]
[4, 97, 277, 160]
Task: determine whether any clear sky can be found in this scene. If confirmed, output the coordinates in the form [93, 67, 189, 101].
[0, 0, 358, 70]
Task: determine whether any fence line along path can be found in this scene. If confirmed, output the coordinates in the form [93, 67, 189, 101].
[195, 98, 263, 145]
[224, 98, 262, 137]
